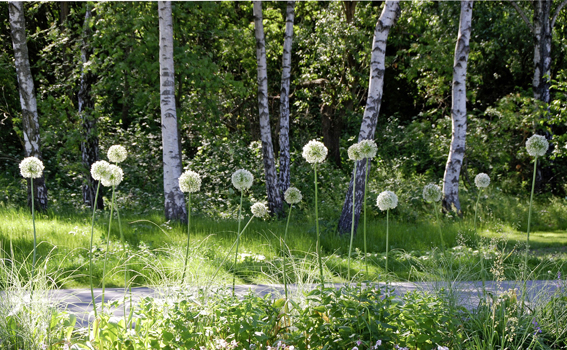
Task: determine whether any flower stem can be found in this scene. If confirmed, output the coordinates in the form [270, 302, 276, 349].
[348, 163, 357, 281]
[523, 157, 538, 308]
[115, 206, 129, 328]
[182, 192, 192, 284]
[30, 177, 36, 295]
[101, 185, 116, 313]
[89, 181, 101, 320]
[474, 188, 486, 291]
[434, 201, 445, 251]
[233, 190, 244, 295]
[385, 208, 389, 274]
[314, 163, 324, 290]
[283, 204, 293, 300]
[363, 159, 369, 280]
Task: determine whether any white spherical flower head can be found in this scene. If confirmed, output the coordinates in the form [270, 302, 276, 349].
[19, 157, 44, 179]
[251, 202, 269, 218]
[376, 191, 398, 211]
[526, 134, 549, 157]
[347, 143, 364, 161]
[475, 173, 490, 189]
[101, 164, 124, 187]
[179, 170, 201, 193]
[423, 183, 442, 203]
[231, 169, 254, 191]
[358, 139, 378, 159]
[107, 145, 127, 163]
[302, 140, 328, 164]
[90, 160, 111, 181]
[284, 186, 302, 205]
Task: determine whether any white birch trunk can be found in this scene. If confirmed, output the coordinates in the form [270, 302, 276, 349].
[533, 0, 552, 104]
[159, 1, 187, 221]
[338, 1, 400, 234]
[442, 0, 473, 215]
[278, 1, 295, 199]
[9, 1, 48, 211]
[78, 4, 102, 209]
[254, 1, 283, 216]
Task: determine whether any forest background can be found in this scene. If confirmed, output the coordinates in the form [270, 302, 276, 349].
[2, 1, 567, 226]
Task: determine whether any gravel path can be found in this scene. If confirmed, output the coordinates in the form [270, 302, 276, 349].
[42, 280, 564, 328]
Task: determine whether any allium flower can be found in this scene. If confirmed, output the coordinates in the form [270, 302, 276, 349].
[376, 191, 398, 211]
[251, 202, 269, 218]
[179, 170, 201, 193]
[302, 140, 327, 164]
[231, 169, 253, 191]
[526, 134, 549, 157]
[358, 139, 378, 159]
[19, 157, 44, 179]
[423, 183, 442, 203]
[90, 160, 111, 181]
[107, 145, 127, 163]
[475, 173, 490, 189]
[101, 164, 123, 187]
[284, 186, 302, 205]
[348, 143, 364, 161]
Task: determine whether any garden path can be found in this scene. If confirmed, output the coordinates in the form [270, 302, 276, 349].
[46, 280, 563, 328]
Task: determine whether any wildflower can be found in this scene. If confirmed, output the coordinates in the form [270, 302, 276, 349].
[376, 191, 398, 211]
[101, 164, 123, 187]
[251, 202, 269, 218]
[357, 340, 362, 346]
[438, 346, 449, 350]
[475, 173, 490, 189]
[358, 139, 378, 159]
[231, 169, 254, 191]
[302, 140, 327, 164]
[179, 170, 201, 193]
[348, 143, 364, 161]
[373, 340, 382, 349]
[91, 160, 111, 181]
[107, 145, 127, 163]
[526, 134, 549, 157]
[19, 156, 44, 179]
[352, 347, 358, 350]
[423, 183, 442, 203]
[284, 186, 302, 204]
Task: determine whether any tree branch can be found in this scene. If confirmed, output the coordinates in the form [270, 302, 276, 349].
[507, 0, 535, 33]
[551, 0, 567, 29]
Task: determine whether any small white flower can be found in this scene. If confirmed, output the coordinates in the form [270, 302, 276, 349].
[101, 164, 123, 187]
[423, 183, 442, 203]
[348, 143, 364, 161]
[19, 157, 44, 179]
[90, 160, 111, 181]
[251, 202, 269, 218]
[437, 346, 449, 350]
[179, 170, 201, 193]
[474, 173, 490, 189]
[284, 186, 302, 205]
[107, 145, 127, 163]
[526, 134, 549, 157]
[302, 140, 327, 164]
[376, 191, 398, 211]
[232, 169, 254, 191]
[358, 139, 378, 159]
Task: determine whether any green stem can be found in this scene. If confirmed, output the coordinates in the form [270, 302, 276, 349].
[232, 190, 244, 295]
[31, 177, 36, 295]
[89, 181, 101, 320]
[182, 192, 192, 284]
[283, 204, 293, 300]
[363, 159, 369, 280]
[314, 164, 324, 290]
[385, 208, 389, 274]
[434, 201, 445, 251]
[523, 158, 538, 307]
[101, 185, 116, 313]
[115, 206, 128, 328]
[348, 163, 357, 281]
[475, 188, 486, 291]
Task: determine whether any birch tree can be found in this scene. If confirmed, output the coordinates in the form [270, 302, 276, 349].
[158, 1, 186, 221]
[9, 1, 48, 211]
[442, 0, 473, 214]
[253, 1, 283, 216]
[337, 1, 401, 234]
[508, 0, 567, 104]
[278, 1, 295, 199]
[78, 3, 102, 209]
